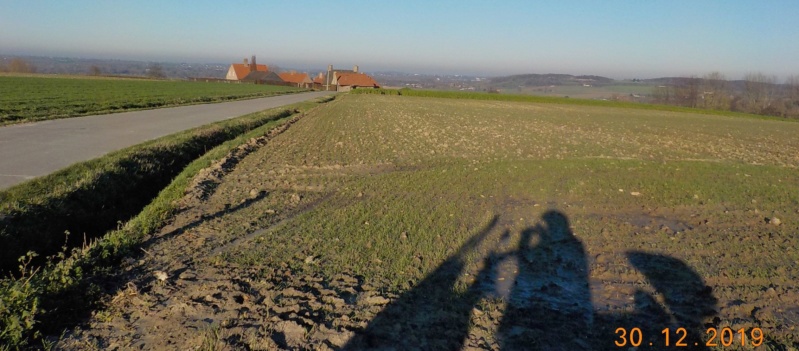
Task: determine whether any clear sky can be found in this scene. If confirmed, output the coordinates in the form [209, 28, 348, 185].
[1, 1, 797, 79]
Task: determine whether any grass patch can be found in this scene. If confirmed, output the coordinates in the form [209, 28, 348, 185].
[0, 95, 335, 348]
[0, 75, 304, 125]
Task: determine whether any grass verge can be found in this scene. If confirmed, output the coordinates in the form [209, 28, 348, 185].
[0, 95, 335, 348]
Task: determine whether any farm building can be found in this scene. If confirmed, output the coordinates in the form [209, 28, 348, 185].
[332, 72, 380, 92]
[241, 71, 284, 85]
[226, 55, 269, 81]
[312, 72, 328, 90]
[278, 71, 313, 88]
[314, 65, 380, 91]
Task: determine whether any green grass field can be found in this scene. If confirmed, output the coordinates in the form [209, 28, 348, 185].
[7, 92, 798, 349]
[0, 75, 302, 125]
[187, 94, 799, 348]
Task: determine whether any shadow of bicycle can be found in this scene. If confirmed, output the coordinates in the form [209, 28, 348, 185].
[344, 210, 717, 350]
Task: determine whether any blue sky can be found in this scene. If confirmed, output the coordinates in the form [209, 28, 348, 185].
[1, 1, 797, 79]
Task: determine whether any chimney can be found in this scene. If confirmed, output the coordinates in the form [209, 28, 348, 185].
[250, 55, 256, 71]
[243, 58, 248, 65]
[317, 72, 324, 79]
[353, 65, 359, 73]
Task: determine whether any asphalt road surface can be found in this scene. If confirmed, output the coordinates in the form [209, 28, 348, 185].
[0, 91, 334, 189]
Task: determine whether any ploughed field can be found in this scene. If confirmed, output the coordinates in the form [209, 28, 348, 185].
[64, 94, 799, 349]
[0, 75, 301, 125]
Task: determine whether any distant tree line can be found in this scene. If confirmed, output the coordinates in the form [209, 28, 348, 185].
[1, 58, 172, 80]
[651, 72, 799, 118]
[0, 58, 37, 73]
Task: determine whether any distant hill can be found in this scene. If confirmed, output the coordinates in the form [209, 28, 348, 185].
[489, 73, 615, 88]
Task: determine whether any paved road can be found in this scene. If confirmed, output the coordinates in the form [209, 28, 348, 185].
[0, 91, 334, 189]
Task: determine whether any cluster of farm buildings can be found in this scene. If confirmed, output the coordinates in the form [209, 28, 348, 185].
[225, 55, 380, 92]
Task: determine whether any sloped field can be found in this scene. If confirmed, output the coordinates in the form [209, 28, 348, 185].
[63, 94, 799, 349]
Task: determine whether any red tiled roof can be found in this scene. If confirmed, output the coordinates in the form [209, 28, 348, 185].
[335, 73, 379, 87]
[278, 72, 312, 84]
[313, 75, 325, 84]
[229, 63, 269, 79]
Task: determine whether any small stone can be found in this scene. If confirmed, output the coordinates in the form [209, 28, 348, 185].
[249, 189, 260, 198]
[304, 255, 317, 264]
[153, 270, 168, 282]
[400, 231, 408, 240]
[770, 217, 782, 226]
[290, 193, 302, 204]
[630, 192, 641, 196]
[178, 271, 196, 281]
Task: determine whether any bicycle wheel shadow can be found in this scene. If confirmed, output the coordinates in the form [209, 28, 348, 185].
[343, 210, 718, 350]
[343, 215, 499, 350]
[593, 251, 718, 350]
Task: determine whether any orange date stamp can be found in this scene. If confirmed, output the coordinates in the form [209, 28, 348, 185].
[615, 327, 764, 348]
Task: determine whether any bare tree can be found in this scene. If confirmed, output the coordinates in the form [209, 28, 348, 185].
[673, 76, 701, 108]
[787, 75, 799, 102]
[652, 85, 673, 104]
[786, 75, 799, 116]
[743, 72, 777, 113]
[8, 58, 36, 73]
[88, 65, 102, 76]
[146, 63, 166, 79]
[701, 72, 729, 110]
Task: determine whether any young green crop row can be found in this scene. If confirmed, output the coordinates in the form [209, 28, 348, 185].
[0, 75, 302, 125]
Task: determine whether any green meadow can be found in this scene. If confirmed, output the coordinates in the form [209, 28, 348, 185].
[0, 75, 302, 125]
